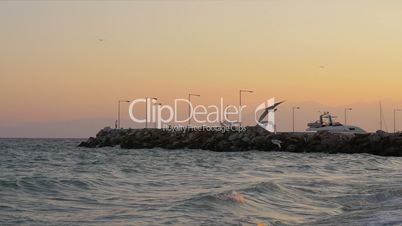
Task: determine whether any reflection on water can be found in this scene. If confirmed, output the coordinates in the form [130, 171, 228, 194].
[1, 138, 402, 225]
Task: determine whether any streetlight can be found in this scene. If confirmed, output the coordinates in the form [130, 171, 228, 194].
[394, 108, 402, 133]
[117, 100, 130, 129]
[154, 103, 162, 129]
[188, 93, 200, 127]
[344, 108, 352, 125]
[292, 106, 300, 132]
[145, 97, 157, 129]
[239, 89, 253, 127]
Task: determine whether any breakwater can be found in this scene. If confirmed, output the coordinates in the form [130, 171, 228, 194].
[79, 127, 402, 156]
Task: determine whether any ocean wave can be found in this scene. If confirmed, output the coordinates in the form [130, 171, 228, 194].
[1, 138, 402, 225]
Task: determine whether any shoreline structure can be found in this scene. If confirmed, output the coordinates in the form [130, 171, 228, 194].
[79, 127, 402, 157]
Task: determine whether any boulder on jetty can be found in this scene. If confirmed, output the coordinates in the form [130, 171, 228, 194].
[79, 127, 402, 157]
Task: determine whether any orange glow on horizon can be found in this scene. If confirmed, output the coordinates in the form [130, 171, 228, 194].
[1, 1, 402, 137]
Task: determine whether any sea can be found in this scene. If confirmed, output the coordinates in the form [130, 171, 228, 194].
[1, 138, 402, 226]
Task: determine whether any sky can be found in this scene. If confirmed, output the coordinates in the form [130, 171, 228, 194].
[1, 0, 402, 137]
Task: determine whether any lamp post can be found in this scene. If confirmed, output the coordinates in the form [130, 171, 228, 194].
[344, 108, 352, 125]
[188, 93, 200, 127]
[394, 108, 402, 133]
[118, 100, 130, 129]
[292, 107, 300, 132]
[380, 101, 383, 131]
[239, 89, 253, 127]
[145, 97, 157, 129]
[154, 103, 162, 129]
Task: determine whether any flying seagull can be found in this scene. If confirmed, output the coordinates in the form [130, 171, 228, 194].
[257, 100, 286, 123]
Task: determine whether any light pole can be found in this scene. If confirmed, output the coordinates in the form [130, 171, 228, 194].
[292, 107, 300, 132]
[394, 108, 402, 133]
[145, 97, 157, 129]
[344, 108, 352, 125]
[239, 89, 253, 127]
[188, 93, 200, 127]
[154, 103, 162, 129]
[380, 100, 383, 131]
[118, 100, 130, 129]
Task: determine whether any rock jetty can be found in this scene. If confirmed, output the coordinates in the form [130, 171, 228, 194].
[79, 127, 402, 157]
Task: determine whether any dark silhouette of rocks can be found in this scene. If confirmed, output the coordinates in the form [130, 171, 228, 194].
[78, 127, 402, 157]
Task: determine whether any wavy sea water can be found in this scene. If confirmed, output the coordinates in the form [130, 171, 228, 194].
[1, 138, 402, 225]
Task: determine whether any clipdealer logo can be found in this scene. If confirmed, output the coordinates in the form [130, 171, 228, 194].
[254, 98, 276, 133]
[127, 97, 280, 132]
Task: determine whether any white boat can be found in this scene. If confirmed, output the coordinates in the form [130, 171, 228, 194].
[306, 112, 366, 134]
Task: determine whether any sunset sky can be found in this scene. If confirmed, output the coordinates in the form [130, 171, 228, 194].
[1, 1, 402, 137]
